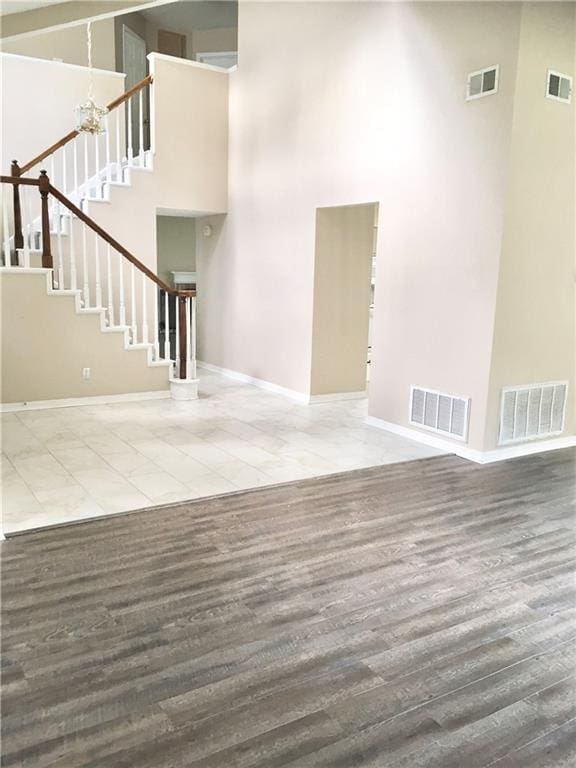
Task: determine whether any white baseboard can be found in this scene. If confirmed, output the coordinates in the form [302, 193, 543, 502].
[198, 362, 367, 405]
[308, 391, 367, 404]
[365, 416, 576, 464]
[198, 361, 310, 403]
[1, 390, 171, 413]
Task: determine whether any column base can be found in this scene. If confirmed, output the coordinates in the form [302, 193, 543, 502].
[169, 378, 199, 401]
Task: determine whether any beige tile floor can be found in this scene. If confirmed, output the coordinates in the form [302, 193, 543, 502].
[1, 372, 445, 534]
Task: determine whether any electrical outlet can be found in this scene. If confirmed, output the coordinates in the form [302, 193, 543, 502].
[82, 368, 91, 380]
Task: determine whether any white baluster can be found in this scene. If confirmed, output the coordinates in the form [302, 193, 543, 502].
[3, 191, 11, 266]
[83, 133, 89, 202]
[73, 138, 79, 203]
[62, 144, 67, 197]
[115, 109, 122, 180]
[175, 294, 180, 374]
[164, 290, 170, 359]
[118, 251, 126, 326]
[139, 90, 144, 165]
[21, 186, 30, 268]
[94, 134, 101, 198]
[130, 263, 137, 343]
[141, 272, 149, 344]
[186, 296, 192, 379]
[56, 198, 64, 288]
[49, 155, 56, 222]
[106, 243, 114, 325]
[153, 285, 160, 360]
[190, 295, 197, 379]
[25, 186, 34, 262]
[94, 233, 102, 307]
[127, 98, 134, 164]
[105, 114, 112, 186]
[82, 221, 90, 306]
[69, 208, 77, 290]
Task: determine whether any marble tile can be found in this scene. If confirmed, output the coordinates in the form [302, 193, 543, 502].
[129, 472, 191, 502]
[178, 441, 232, 467]
[33, 485, 106, 521]
[51, 446, 108, 473]
[2, 373, 445, 534]
[154, 454, 213, 482]
[185, 474, 238, 498]
[102, 452, 159, 478]
[12, 454, 77, 493]
[216, 460, 273, 490]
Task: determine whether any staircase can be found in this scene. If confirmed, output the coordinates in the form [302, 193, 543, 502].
[1, 75, 199, 406]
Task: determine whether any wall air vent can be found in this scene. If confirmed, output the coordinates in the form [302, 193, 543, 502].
[499, 381, 568, 445]
[546, 70, 572, 103]
[466, 65, 499, 100]
[410, 386, 470, 441]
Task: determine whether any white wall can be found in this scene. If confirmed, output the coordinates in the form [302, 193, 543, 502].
[197, 1, 524, 451]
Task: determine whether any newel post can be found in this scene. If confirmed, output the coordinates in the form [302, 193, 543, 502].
[11, 160, 23, 251]
[177, 293, 187, 380]
[38, 170, 53, 270]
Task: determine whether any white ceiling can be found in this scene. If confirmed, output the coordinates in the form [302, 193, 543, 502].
[0, 0, 73, 15]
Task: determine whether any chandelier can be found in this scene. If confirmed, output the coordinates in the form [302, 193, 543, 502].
[75, 22, 108, 134]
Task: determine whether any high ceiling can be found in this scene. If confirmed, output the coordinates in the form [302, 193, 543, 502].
[141, 1, 237, 32]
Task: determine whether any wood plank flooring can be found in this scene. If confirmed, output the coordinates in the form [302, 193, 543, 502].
[1, 448, 575, 767]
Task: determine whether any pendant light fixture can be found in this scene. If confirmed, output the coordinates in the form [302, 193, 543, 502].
[75, 22, 108, 134]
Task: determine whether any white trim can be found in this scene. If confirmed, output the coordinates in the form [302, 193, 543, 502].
[308, 391, 367, 404]
[1, 391, 170, 413]
[546, 69, 572, 104]
[466, 64, 499, 101]
[147, 52, 234, 74]
[0, 52, 126, 79]
[197, 362, 309, 403]
[198, 362, 367, 405]
[366, 415, 575, 464]
[195, 51, 238, 70]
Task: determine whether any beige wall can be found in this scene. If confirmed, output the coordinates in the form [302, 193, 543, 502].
[157, 215, 196, 287]
[87, 53, 229, 275]
[0, 271, 169, 404]
[0, 52, 125, 174]
[192, 27, 237, 55]
[310, 204, 374, 396]
[0, 18, 116, 70]
[484, 2, 576, 449]
[197, 1, 522, 451]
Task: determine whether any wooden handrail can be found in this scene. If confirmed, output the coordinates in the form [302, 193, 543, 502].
[0, 174, 194, 296]
[0, 175, 41, 186]
[19, 75, 153, 175]
[106, 74, 153, 111]
[47, 182, 193, 298]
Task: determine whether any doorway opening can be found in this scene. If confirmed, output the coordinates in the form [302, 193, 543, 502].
[156, 214, 197, 358]
[310, 202, 379, 398]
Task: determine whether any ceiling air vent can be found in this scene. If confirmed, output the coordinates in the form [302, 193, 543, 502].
[546, 70, 572, 103]
[466, 65, 499, 100]
[499, 381, 568, 445]
[410, 387, 470, 441]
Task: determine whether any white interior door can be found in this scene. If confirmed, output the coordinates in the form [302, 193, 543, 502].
[122, 25, 147, 156]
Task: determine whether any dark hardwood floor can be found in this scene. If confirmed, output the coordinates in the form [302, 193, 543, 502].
[1, 448, 575, 767]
